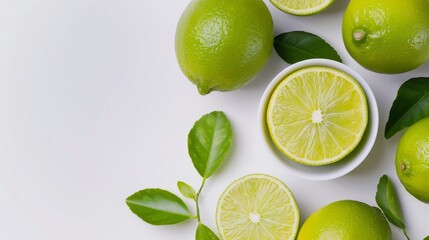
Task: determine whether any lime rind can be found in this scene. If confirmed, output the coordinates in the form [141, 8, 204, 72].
[270, 0, 335, 16]
[266, 66, 368, 166]
[396, 117, 429, 203]
[216, 174, 300, 240]
[297, 200, 392, 239]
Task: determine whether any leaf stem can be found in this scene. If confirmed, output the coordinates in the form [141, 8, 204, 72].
[195, 178, 207, 223]
[403, 228, 410, 240]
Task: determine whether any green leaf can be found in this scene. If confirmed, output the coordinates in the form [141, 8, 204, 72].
[126, 188, 192, 225]
[375, 175, 405, 229]
[274, 31, 342, 64]
[385, 77, 429, 139]
[196, 223, 220, 240]
[177, 181, 197, 200]
[188, 111, 232, 179]
[424, 236, 429, 240]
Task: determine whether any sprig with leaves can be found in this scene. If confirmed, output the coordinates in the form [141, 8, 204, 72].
[126, 111, 232, 240]
[376, 175, 429, 240]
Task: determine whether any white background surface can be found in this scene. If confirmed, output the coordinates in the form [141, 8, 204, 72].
[0, 0, 428, 239]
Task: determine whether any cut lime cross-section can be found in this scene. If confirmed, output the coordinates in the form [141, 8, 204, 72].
[266, 66, 368, 166]
[216, 174, 300, 240]
[270, 0, 335, 16]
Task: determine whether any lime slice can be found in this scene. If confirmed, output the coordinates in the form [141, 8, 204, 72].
[266, 66, 368, 166]
[216, 174, 300, 240]
[270, 0, 335, 16]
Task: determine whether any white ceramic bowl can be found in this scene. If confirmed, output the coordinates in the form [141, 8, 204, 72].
[258, 59, 379, 181]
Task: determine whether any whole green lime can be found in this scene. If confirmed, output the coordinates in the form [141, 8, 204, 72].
[175, 0, 273, 95]
[396, 117, 429, 203]
[342, 0, 429, 74]
[297, 200, 392, 240]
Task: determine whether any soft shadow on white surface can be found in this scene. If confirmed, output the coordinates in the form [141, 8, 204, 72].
[0, 0, 428, 240]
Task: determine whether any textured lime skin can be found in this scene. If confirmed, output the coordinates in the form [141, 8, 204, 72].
[175, 0, 273, 95]
[396, 117, 429, 203]
[298, 200, 392, 240]
[342, 0, 429, 74]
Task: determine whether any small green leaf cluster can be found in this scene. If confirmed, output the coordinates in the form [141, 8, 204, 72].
[125, 111, 232, 240]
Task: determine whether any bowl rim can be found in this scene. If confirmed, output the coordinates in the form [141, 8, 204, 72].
[258, 59, 379, 181]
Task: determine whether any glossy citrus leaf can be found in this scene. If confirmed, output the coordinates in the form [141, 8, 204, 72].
[126, 189, 192, 225]
[274, 31, 342, 64]
[177, 181, 197, 200]
[376, 175, 405, 229]
[188, 111, 232, 178]
[196, 223, 220, 240]
[385, 77, 429, 139]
